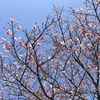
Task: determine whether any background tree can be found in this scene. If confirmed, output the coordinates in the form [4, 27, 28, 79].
[0, 0, 100, 99]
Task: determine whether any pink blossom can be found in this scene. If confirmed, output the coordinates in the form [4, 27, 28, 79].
[73, 45, 76, 50]
[19, 54, 23, 58]
[16, 29, 19, 32]
[75, 9, 79, 12]
[4, 64, 7, 67]
[61, 42, 66, 46]
[5, 50, 9, 53]
[65, 19, 68, 22]
[37, 43, 41, 46]
[6, 41, 10, 44]
[14, 62, 18, 65]
[32, 25, 36, 29]
[10, 18, 14, 24]
[33, 35, 37, 39]
[53, 33, 57, 36]
[73, 8, 79, 12]
[83, 39, 85, 41]
[3, 47, 5, 50]
[44, 47, 46, 50]
[1, 37, 6, 41]
[18, 37, 21, 40]
[82, 48, 84, 52]
[3, 45, 6, 50]
[87, 8, 91, 13]
[80, 44, 83, 48]
[50, 28, 53, 30]
[6, 30, 12, 35]
[53, 47, 57, 49]
[4, 29, 6, 31]
[81, 16, 84, 18]
[19, 25, 21, 28]
[33, 25, 36, 29]
[15, 26, 17, 29]
[19, 41, 23, 48]
[73, 8, 76, 12]
[89, 23, 92, 27]
[94, 2, 97, 5]
[93, 25, 96, 29]
[0, 41, 3, 44]
[62, 26, 64, 28]
[5, 55, 9, 58]
[48, 56, 51, 59]
[88, 10, 91, 13]
[16, 65, 20, 68]
[0, 52, 3, 55]
[14, 37, 17, 41]
[79, 8, 83, 12]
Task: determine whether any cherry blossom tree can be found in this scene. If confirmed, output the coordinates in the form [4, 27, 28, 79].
[0, 0, 100, 99]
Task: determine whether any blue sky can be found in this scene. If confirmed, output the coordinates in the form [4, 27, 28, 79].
[0, 0, 85, 52]
[0, 0, 85, 53]
[0, 0, 85, 33]
[0, 0, 86, 55]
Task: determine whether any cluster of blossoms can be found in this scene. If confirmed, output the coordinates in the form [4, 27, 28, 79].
[73, 8, 83, 12]
[6, 30, 12, 35]
[3, 18, 21, 36]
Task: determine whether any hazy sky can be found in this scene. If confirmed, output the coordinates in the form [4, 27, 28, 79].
[0, 0, 85, 50]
